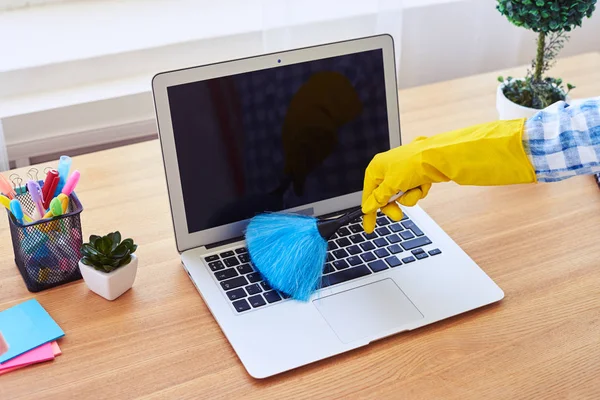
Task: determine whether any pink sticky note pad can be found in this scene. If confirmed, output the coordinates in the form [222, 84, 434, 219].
[0, 342, 55, 373]
[52, 341, 61, 356]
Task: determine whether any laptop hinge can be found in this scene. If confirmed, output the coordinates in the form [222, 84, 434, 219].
[205, 235, 245, 250]
[204, 205, 360, 250]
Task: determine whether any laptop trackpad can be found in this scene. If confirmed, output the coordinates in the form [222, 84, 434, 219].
[313, 279, 424, 344]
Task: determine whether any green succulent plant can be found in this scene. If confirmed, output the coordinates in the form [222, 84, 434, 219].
[496, 0, 596, 108]
[80, 232, 137, 273]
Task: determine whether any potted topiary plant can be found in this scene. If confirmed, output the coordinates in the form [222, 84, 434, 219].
[495, 0, 596, 119]
[79, 232, 138, 301]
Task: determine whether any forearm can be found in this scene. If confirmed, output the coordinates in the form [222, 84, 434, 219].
[523, 97, 600, 182]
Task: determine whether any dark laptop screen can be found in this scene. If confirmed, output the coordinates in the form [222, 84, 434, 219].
[167, 49, 391, 233]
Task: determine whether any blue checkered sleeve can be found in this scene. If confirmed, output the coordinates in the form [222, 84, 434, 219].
[523, 97, 600, 182]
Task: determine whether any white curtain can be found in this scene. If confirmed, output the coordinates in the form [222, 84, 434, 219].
[0, 120, 9, 171]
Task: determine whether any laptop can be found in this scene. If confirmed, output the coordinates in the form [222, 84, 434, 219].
[151, 34, 504, 378]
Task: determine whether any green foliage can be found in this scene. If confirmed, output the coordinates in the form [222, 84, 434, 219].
[80, 232, 138, 273]
[498, 75, 575, 109]
[496, 1, 595, 108]
[496, 0, 596, 33]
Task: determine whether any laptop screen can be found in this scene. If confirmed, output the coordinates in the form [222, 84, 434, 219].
[167, 49, 391, 233]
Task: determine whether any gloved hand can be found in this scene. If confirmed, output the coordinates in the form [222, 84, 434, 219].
[361, 119, 537, 233]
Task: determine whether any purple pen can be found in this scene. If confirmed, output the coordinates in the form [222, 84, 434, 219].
[27, 180, 45, 221]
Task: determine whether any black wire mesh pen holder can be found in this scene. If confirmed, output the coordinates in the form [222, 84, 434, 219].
[7, 188, 84, 292]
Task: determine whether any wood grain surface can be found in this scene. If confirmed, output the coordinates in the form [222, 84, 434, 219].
[1, 53, 599, 400]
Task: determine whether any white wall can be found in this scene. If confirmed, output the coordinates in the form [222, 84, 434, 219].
[0, 0, 599, 165]
[399, 0, 600, 88]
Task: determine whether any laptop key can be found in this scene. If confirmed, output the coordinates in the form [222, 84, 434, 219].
[224, 257, 240, 267]
[221, 276, 248, 291]
[401, 236, 432, 251]
[388, 244, 403, 254]
[351, 217, 362, 223]
[336, 238, 351, 247]
[368, 260, 388, 273]
[385, 256, 402, 267]
[321, 265, 371, 288]
[220, 251, 235, 258]
[248, 295, 266, 308]
[387, 234, 401, 244]
[402, 256, 416, 263]
[233, 299, 251, 312]
[245, 284, 262, 295]
[364, 232, 377, 240]
[333, 249, 349, 259]
[260, 281, 272, 291]
[389, 223, 403, 232]
[403, 221, 424, 236]
[264, 291, 282, 303]
[411, 248, 425, 255]
[376, 227, 390, 236]
[323, 263, 335, 274]
[327, 253, 335, 262]
[239, 253, 250, 263]
[333, 259, 350, 270]
[349, 224, 363, 233]
[246, 272, 262, 283]
[360, 241, 375, 251]
[401, 213, 409, 221]
[328, 241, 338, 251]
[338, 227, 351, 237]
[376, 217, 389, 226]
[208, 260, 225, 271]
[360, 252, 376, 262]
[349, 234, 365, 244]
[347, 256, 362, 266]
[429, 248, 442, 256]
[347, 245, 362, 255]
[237, 263, 254, 274]
[400, 231, 415, 240]
[375, 248, 390, 258]
[235, 247, 247, 254]
[215, 268, 238, 281]
[205, 255, 219, 262]
[415, 252, 429, 260]
[227, 288, 247, 301]
[374, 238, 388, 248]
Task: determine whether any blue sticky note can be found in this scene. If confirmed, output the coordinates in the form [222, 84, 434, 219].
[0, 299, 64, 363]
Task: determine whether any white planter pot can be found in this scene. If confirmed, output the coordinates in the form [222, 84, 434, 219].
[79, 254, 138, 301]
[496, 80, 570, 120]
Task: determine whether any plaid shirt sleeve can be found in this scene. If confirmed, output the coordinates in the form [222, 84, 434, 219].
[523, 97, 600, 182]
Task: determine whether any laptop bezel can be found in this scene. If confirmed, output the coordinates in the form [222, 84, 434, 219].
[152, 34, 401, 252]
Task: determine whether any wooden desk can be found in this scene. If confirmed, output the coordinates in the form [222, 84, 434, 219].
[2, 53, 600, 399]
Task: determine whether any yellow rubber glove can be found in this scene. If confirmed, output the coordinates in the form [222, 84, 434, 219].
[361, 118, 537, 233]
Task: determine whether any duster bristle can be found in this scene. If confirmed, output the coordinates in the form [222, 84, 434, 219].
[245, 213, 328, 301]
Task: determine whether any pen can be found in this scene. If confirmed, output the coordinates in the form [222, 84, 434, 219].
[27, 180, 45, 221]
[42, 169, 59, 209]
[0, 174, 16, 199]
[54, 155, 72, 197]
[61, 170, 80, 196]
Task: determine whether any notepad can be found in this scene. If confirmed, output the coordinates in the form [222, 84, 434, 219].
[0, 341, 61, 376]
[0, 299, 64, 363]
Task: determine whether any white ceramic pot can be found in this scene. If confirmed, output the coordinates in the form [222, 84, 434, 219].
[79, 254, 138, 301]
[496, 80, 570, 120]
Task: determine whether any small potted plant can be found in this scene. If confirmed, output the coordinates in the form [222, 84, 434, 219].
[79, 232, 138, 301]
[495, 0, 596, 119]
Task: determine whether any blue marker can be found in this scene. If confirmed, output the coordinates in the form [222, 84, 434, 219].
[54, 155, 72, 197]
[10, 199, 24, 224]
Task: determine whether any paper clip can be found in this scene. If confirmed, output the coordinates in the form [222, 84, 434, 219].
[9, 174, 26, 195]
[27, 168, 40, 182]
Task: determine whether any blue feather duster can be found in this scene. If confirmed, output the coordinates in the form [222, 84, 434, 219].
[245, 213, 327, 301]
[245, 207, 364, 301]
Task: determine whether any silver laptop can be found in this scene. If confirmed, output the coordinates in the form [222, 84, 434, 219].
[152, 34, 504, 378]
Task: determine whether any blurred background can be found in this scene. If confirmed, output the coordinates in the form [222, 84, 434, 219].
[0, 0, 598, 169]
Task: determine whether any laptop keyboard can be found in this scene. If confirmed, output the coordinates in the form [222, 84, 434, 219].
[203, 211, 441, 313]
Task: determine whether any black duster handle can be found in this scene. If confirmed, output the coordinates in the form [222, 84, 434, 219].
[316, 207, 364, 240]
